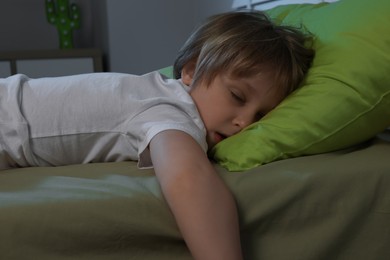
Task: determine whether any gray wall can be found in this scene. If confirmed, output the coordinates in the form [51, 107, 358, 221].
[105, 0, 233, 74]
[0, 0, 233, 75]
[0, 0, 99, 50]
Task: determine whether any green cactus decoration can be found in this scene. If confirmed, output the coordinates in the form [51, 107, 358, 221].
[45, 0, 81, 49]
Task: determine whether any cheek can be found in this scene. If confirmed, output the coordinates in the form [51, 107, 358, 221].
[192, 94, 214, 125]
[207, 101, 232, 124]
[192, 87, 231, 126]
[197, 99, 223, 128]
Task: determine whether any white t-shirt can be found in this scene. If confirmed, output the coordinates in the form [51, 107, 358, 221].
[0, 72, 207, 170]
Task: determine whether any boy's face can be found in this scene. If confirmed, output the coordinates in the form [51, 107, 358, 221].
[186, 72, 283, 149]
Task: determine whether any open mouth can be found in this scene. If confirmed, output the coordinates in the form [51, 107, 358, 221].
[214, 132, 228, 144]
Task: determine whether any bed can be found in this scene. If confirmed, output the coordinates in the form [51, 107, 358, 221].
[1, 0, 390, 259]
[0, 132, 389, 259]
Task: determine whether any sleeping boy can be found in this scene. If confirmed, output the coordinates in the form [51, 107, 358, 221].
[0, 11, 313, 260]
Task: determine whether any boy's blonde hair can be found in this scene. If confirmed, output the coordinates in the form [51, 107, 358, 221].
[174, 11, 314, 97]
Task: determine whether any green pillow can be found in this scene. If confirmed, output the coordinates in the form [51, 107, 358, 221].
[210, 0, 390, 171]
[158, 66, 174, 79]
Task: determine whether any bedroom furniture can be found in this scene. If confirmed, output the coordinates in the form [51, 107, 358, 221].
[0, 48, 103, 78]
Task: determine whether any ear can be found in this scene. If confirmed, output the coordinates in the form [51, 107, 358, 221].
[181, 61, 196, 86]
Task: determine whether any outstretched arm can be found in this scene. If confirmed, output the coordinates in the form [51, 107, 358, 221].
[150, 130, 243, 260]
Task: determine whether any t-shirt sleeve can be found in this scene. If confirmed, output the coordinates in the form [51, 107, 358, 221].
[130, 104, 207, 169]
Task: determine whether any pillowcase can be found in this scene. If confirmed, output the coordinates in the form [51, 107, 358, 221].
[210, 0, 390, 171]
[158, 66, 174, 79]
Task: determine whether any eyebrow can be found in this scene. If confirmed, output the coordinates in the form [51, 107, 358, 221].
[239, 80, 257, 96]
[240, 78, 281, 112]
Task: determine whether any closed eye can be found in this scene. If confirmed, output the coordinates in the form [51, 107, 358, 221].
[230, 90, 245, 104]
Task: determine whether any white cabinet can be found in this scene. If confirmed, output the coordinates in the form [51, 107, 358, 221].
[0, 61, 11, 77]
[0, 49, 103, 78]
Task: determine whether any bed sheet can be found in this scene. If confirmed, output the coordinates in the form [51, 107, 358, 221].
[0, 135, 389, 259]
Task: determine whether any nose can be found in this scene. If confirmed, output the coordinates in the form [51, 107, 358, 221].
[232, 113, 253, 131]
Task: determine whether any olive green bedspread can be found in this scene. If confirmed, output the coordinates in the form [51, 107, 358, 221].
[1, 135, 389, 260]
